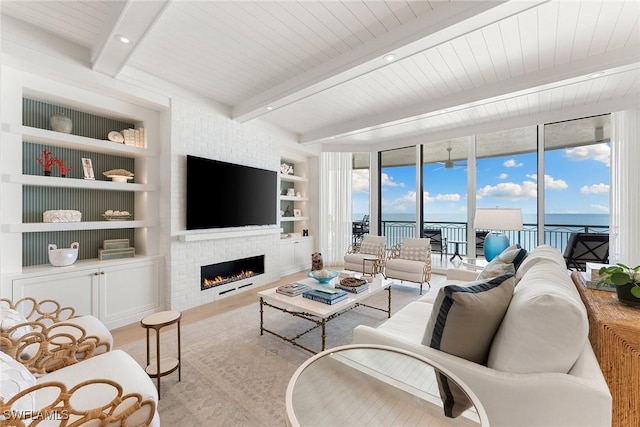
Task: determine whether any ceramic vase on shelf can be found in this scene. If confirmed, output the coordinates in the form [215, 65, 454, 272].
[50, 114, 72, 133]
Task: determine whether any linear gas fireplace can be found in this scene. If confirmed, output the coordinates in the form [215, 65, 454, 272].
[201, 255, 265, 291]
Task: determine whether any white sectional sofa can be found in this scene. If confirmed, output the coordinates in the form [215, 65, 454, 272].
[353, 245, 612, 427]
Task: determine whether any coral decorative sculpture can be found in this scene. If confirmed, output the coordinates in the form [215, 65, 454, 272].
[54, 158, 73, 177]
[37, 149, 56, 176]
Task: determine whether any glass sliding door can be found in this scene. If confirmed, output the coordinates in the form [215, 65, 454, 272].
[379, 146, 417, 247]
[351, 152, 371, 244]
[543, 115, 611, 253]
[422, 138, 469, 259]
[476, 126, 538, 251]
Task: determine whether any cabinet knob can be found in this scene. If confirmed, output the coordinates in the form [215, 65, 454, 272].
[94, 272, 99, 276]
[100, 271, 105, 275]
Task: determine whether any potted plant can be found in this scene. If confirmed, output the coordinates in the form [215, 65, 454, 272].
[598, 263, 640, 308]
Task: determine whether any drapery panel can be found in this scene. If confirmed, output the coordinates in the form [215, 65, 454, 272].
[319, 152, 353, 266]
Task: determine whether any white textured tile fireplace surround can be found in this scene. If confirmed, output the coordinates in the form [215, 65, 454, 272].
[168, 98, 296, 312]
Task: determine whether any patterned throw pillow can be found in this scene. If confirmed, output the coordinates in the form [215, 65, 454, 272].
[422, 273, 516, 418]
[359, 242, 379, 255]
[400, 245, 428, 261]
[0, 351, 36, 413]
[477, 244, 528, 280]
[0, 307, 32, 340]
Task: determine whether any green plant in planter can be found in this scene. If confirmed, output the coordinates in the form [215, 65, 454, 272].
[597, 263, 640, 298]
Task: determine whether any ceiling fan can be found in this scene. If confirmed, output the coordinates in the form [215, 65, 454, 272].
[437, 147, 467, 169]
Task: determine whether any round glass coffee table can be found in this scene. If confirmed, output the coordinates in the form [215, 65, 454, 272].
[286, 344, 489, 426]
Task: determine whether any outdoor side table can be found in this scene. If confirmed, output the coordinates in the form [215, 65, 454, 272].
[140, 310, 182, 398]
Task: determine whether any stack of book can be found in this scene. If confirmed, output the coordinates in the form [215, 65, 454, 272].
[276, 282, 310, 297]
[98, 239, 135, 260]
[302, 288, 348, 305]
[336, 277, 369, 294]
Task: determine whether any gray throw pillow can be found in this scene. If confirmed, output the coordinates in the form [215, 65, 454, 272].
[477, 245, 528, 280]
[422, 273, 516, 418]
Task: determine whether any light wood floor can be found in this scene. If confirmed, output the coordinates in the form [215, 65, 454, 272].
[110, 270, 309, 347]
[111, 255, 456, 348]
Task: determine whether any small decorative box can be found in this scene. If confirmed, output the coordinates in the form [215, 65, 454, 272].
[43, 210, 81, 223]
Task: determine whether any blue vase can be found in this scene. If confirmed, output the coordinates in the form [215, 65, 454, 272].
[484, 232, 509, 261]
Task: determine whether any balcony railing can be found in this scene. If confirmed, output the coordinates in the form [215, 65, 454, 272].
[380, 220, 609, 256]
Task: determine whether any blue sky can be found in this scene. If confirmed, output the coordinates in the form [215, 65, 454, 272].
[353, 143, 610, 220]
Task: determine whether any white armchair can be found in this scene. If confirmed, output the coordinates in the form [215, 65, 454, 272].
[344, 235, 387, 275]
[384, 238, 432, 294]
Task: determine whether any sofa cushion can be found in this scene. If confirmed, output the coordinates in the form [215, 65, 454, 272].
[478, 244, 527, 280]
[516, 244, 566, 280]
[422, 273, 516, 417]
[0, 351, 36, 413]
[488, 262, 588, 374]
[400, 245, 429, 261]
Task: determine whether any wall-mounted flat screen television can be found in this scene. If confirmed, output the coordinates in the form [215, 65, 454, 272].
[186, 155, 277, 230]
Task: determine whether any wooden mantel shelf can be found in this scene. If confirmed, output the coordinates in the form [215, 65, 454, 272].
[571, 271, 640, 427]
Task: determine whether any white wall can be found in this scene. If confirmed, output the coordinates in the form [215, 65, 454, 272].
[166, 97, 296, 311]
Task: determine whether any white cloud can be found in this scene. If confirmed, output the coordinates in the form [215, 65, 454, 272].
[351, 169, 370, 193]
[503, 159, 523, 168]
[565, 143, 610, 166]
[580, 183, 609, 194]
[477, 181, 537, 200]
[435, 193, 461, 202]
[526, 174, 568, 190]
[382, 191, 415, 212]
[591, 204, 610, 213]
[499, 173, 508, 179]
[381, 172, 404, 188]
[423, 192, 461, 203]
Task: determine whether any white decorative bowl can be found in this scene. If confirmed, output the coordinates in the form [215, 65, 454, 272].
[43, 210, 81, 223]
[48, 242, 79, 267]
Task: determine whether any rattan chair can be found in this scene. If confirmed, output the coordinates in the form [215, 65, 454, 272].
[344, 234, 386, 275]
[384, 238, 432, 294]
[0, 297, 113, 374]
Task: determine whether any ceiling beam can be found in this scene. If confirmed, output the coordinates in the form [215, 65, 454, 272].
[232, 1, 550, 123]
[302, 47, 640, 144]
[91, 0, 170, 77]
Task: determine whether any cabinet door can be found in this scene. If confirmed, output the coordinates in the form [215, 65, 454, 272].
[280, 240, 295, 273]
[294, 239, 312, 269]
[12, 268, 97, 316]
[99, 260, 160, 328]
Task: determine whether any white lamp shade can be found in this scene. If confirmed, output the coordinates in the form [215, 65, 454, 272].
[474, 208, 523, 231]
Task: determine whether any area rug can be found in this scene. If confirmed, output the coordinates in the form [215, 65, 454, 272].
[118, 283, 433, 426]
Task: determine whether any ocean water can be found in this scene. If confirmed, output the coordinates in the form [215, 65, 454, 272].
[354, 212, 609, 226]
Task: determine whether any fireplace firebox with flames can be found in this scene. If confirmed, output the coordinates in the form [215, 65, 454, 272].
[201, 255, 265, 292]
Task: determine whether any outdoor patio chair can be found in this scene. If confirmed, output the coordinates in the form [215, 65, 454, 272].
[384, 238, 432, 294]
[423, 228, 447, 261]
[351, 215, 370, 244]
[563, 232, 609, 271]
[344, 234, 386, 275]
[475, 231, 486, 257]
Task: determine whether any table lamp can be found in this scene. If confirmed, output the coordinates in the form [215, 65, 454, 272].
[474, 208, 523, 261]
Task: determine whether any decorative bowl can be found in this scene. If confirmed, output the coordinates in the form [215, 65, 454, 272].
[48, 242, 79, 267]
[308, 269, 339, 284]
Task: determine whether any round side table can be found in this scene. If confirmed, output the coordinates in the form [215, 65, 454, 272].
[140, 310, 182, 398]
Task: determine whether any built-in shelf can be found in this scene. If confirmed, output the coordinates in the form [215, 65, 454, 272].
[280, 173, 308, 183]
[2, 174, 155, 191]
[279, 195, 308, 202]
[2, 123, 155, 158]
[178, 226, 280, 242]
[280, 217, 309, 222]
[3, 220, 155, 233]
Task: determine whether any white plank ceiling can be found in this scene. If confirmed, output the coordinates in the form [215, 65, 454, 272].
[1, 0, 639, 153]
